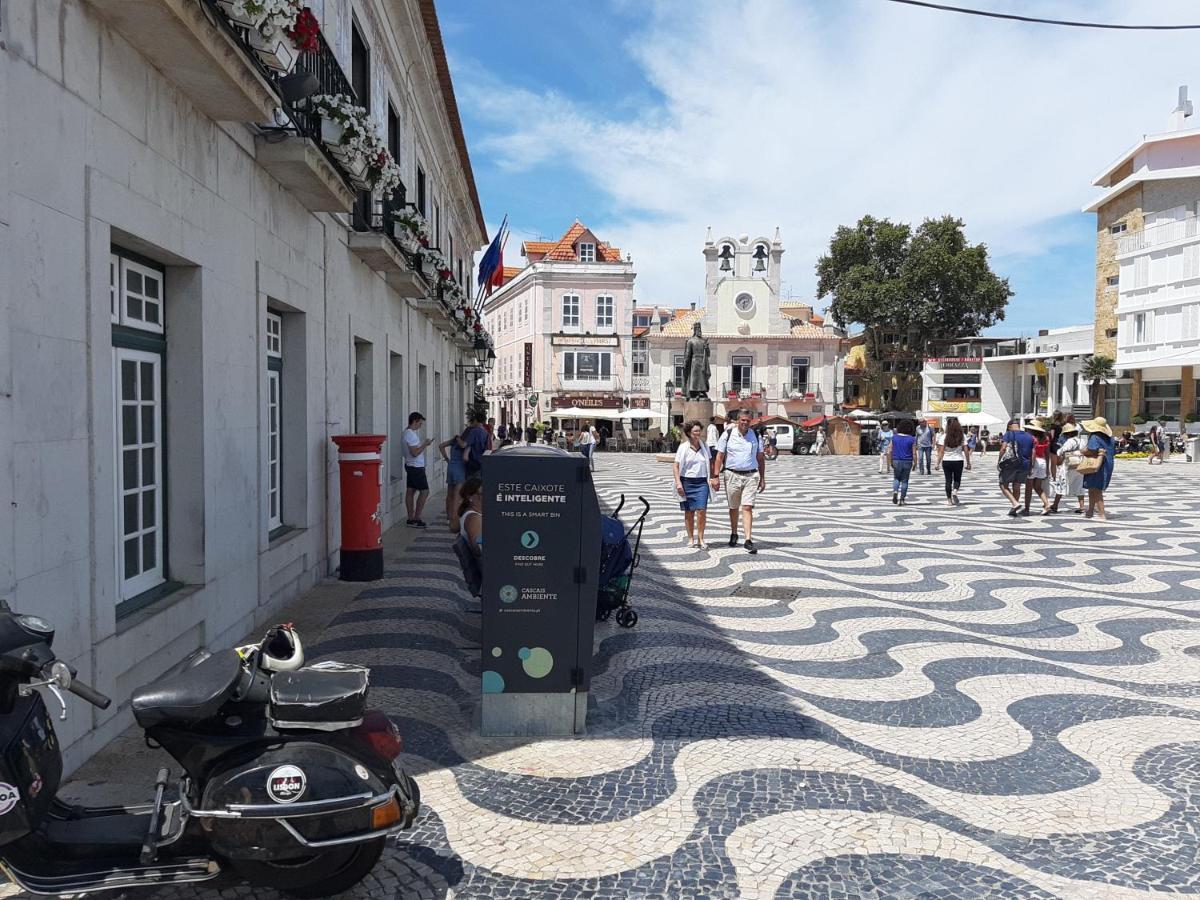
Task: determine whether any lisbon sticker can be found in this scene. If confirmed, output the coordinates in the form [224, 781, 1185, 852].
[0, 783, 20, 816]
[266, 765, 306, 804]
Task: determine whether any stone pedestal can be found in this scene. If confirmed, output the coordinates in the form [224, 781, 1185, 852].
[680, 399, 714, 425]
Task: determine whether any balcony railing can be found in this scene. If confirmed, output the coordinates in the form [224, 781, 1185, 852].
[780, 384, 820, 401]
[200, 2, 360, 191]
[629, 374, 650, 393]
[721, 382, 766, 401]
[1116, 215, 1200, 255]
[555, 374, 622, 392]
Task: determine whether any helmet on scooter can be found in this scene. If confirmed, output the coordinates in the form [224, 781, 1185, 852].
[258, 624, 305, 672]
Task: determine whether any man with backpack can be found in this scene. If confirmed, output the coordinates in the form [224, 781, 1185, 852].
[710, 408, 766, 554]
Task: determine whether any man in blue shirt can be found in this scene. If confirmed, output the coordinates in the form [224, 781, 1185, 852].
[998, 419, 1034, 517]
[710, 409, 766, 554]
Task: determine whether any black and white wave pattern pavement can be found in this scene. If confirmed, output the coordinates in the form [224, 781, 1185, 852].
[68, 457, 1200, 898]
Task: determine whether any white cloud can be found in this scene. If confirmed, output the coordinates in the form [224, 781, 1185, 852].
[464, 0, 1200, 313]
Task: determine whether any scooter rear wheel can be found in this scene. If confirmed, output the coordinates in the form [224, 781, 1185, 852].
[230, 837, 385, 898]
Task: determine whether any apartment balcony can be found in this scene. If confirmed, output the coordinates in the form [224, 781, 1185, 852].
[780, 384, 821, 402]
[721, 382, 766, 402]
[347, 192, 431, 297]
[554, 374, 622, 393]
[87, 0, 278, 122]
[1116, 215, 1200, 257]
[629, 375, 650, 393]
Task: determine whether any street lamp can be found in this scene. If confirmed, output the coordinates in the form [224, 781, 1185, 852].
[665, 380, 674, 401]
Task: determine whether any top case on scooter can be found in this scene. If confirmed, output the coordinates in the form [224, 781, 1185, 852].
[268, 661, 369, 731]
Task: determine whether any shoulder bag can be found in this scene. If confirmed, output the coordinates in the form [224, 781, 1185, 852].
[1076, 445, 1105, 476]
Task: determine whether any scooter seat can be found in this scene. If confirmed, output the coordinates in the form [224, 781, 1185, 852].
[131, 649, 242, 728]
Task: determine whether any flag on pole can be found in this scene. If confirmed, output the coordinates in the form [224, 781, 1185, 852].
[477, 216, 508, 298]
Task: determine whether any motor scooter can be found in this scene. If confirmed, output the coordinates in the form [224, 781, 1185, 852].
[0, 605, 420, 897]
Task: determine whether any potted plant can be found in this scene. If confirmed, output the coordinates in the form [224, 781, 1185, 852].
[308, 94, 373, 164]
[217, 0, 269, 28]
[240, 1, 318, 73]
[668, 425, 683, 451]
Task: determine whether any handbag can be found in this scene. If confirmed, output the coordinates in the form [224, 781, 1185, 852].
[1076, 453, 1103, 476]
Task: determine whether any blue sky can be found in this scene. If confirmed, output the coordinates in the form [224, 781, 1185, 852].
[440, 0, 1199, 336]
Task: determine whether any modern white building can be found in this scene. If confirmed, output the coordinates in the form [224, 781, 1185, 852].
[920, 325, 1094, 426]
[1084, 85, 1200, 428]
[647, 230, 843, 423]
[482, 222, 636, 430]
[1, 0, 486, 768]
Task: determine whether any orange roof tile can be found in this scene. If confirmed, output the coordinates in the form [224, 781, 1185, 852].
[523, 223, 624, 263]
[660, 309, 704, 336]
[500, 266, 523, 285]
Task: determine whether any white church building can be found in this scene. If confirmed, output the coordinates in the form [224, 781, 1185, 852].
[647, 230, 843, 423]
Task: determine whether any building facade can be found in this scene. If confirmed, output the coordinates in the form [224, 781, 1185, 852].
[919, 326, 1094, 426]
[1, 0, 486, 768]
[483, 222, 636, 429]
[1084, 86, 1200, 429]
[648, 231, 842, 422]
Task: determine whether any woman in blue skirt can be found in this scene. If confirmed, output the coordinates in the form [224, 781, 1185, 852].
[1080, 417, 1115, 520]
[673, 420, 712, 549]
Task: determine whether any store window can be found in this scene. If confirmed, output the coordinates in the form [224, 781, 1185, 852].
[1104, 382, 1132, 425]
[111, 250, 166, 603]
[1142, 380, 1181, 419]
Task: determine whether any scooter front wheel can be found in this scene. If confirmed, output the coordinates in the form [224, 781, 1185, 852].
[230, 837, 385, 898]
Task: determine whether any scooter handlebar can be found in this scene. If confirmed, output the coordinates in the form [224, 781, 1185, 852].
[68, 677, 112, 710]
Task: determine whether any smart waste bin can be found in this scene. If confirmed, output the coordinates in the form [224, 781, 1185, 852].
[480, 445, 600, 736]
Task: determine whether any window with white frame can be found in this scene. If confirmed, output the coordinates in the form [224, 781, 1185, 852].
[562, 293, 580, 328]
[631, 338, 648, 377]
[1133, 311, 1147, 344]
[577, 242, 595, 262]
[673, 353, 685, 388]
[1109, 222, 1127, 235]
[1106, 274, 1119, 288]
[596, 295, 614, 329]
[789, 356, 810, 392]
[562, 350, 611, 381]
[111, 250, 166, 604]
[731, 355, 754, 391]
[266, 312, 283, 532]
[633, 313, 651, 328]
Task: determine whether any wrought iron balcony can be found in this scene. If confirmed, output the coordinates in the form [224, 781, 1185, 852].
[554, 373, 622, 392]
[780, 383, 820, 402]
[721, 382, 766, 401]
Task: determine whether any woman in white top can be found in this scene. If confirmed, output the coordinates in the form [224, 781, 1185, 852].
[1054, 423, 1087, 514]
[673, 420, 712, 549]
[457, 476, 483, 557]
[935, 417, 969, 506]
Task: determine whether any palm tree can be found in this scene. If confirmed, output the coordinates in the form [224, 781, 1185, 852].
[1081, 354, 1115, 417]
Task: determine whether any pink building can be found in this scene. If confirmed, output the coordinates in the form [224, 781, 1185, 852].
[483, 222, 637, 430]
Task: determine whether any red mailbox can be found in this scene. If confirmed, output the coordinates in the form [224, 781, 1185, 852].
[332, 434, 386, 581]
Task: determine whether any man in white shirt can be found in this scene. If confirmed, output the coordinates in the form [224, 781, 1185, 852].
[706, 417, 720, 476]
[403, 411, 434, 528]
[710, 409, 766, 554]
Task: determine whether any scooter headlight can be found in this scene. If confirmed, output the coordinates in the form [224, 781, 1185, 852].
[17, 615, 53, 637]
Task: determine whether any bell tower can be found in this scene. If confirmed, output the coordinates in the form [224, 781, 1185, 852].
[702, 229, 785, 336]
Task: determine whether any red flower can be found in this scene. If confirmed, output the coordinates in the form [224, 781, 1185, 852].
[419, 236, 429, 248]
[473, 322, 482, 333]
[439, 268, 452, 281]
[286, 8, 321, 54]
[464, 309, 473, 320]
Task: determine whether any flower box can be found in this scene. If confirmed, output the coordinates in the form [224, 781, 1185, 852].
[343, 155, 371, 191]
[248, 28, 299, 73]
[217, 0, 268, 28]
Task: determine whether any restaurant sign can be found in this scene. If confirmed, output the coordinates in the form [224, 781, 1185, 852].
[629, 397, 650, 409]
[552, 394, 622, 410]
[926, 357, 982, 371]
[928, 400, 982, 413]
[551, 334, 620, 347]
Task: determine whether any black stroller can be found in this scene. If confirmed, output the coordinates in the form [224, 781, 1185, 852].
[596, 495, 650, 628]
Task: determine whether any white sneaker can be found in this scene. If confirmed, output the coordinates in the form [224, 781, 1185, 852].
[697, 540, 707, 550]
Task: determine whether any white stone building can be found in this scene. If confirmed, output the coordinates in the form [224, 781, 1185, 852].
[482, 222, 636, 430]
[1084, 86, 1200, 428]
[647, 231, 842, 422]
[920, 326, 1094, 426]
[0, 0, 486, 767]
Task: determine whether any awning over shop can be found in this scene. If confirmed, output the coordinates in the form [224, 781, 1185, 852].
[801, 415, 827, 428]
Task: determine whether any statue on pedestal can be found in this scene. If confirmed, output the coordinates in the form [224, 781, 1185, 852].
[682, 322, 711, 400]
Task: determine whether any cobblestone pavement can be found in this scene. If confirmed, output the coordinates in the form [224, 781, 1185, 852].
[8, 455, 1200, 898]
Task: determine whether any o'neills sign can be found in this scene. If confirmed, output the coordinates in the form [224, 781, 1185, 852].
[552, 395, 622, 409]
[926, 357, 982, 370]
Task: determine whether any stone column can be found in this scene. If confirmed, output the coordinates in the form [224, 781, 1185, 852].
[1130, 369, 1143, 428]
[1181, 366, 1195, 433]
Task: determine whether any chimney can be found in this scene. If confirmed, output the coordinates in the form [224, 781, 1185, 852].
[1169, 85, 1194, 131]
[690, 302, 696, 310]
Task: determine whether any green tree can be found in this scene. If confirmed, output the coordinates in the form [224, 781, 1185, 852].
[817, 215, 1012, 411]
[1080, 354, 1114, 417]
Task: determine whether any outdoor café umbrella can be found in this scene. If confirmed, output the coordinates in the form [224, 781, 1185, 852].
[621, 409, 669, 420]
[955, 412, 1005, 427]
